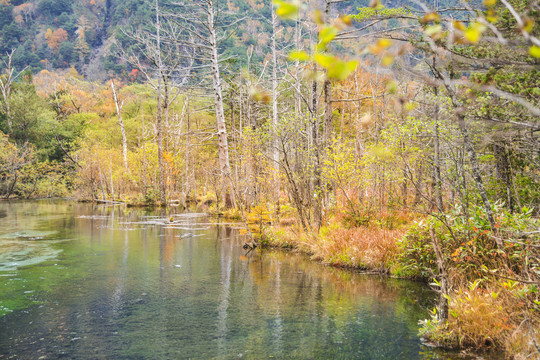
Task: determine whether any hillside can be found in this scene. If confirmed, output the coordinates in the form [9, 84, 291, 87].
[0, 0, 465, 80]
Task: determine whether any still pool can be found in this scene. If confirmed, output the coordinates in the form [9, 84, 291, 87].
[0, 200, 471, 359]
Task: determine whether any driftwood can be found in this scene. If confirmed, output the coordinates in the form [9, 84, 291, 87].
[94, 199, 125, 204]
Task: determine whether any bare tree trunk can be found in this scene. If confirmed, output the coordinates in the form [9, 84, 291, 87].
[185, 95, 191, 201]
[281, 140, 311, 233]
[457, 113, 498, 241]
[323, 0, 333, 147]
[111, 79, 128, 170]
[97, 153, 106, 200]
[5, 173, 17, 199]
[320, 0, 333, 220]
[161, 73, 172, 198]
[110, 155, 115, 201]
[294, 19, 302, 116]
[141, 100, 148, 198]
[433, 64, 499, 243]
[493, 142, 514, 212]
[430, 225, 448, 323]
[312, 76, 322, 230]
[207, 0, 233, 208]
[271, 9, 280, 214]
[433, 87, 443, 211]
[0, 50, 26, 134]
[155, 0, 166, 205]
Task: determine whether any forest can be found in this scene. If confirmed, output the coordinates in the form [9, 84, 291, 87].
[0, 0, 539, 358]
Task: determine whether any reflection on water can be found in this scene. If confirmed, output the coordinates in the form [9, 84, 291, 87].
[0, 200, 467, 359]
[0, 230, 61, 272]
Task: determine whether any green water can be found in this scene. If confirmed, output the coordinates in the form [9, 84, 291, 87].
[0, 200, 466, 359]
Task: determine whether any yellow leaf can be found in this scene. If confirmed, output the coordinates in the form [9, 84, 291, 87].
[464, 23, 486, 44]
[386, 80, 397, 94]
[453, 21, 466, 31]
[404, 102, 417, 111]
[341, 15, 352, 26]
[530, 45, 540, 58]
[483, 0, 496, 6]
[377, 38, 392, 49]
[273, 0, 299, 20]
[381, 54, 394, 66]
[327, 60, 358, 80]
[368, 39, 392, 55]
[368, 44, 382, 55]
[420, 12, 440, 24]
[288, 50, 310, 62]
[464, 29, 480, 43]
[425, 24, 443, 37]
[486, 9, 498, 24]
[522, 17, 534, 33]
[318, 25, 338, 48]
[313, 9, 324, 25]
[314, 53, 334, 68]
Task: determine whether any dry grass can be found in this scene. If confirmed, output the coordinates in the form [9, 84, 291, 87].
[279, 217, 296, 226]
[506, 320, 540, 359]
[265, 225, 403, 271]
[314, 227, 404, 269]
[422, 281, 540, 359]
[447, 286, 514, 348]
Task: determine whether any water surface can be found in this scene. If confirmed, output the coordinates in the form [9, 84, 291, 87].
[0, 200, 464, 359]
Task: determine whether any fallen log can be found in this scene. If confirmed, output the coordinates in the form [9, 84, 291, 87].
[94, 199, 126, 205]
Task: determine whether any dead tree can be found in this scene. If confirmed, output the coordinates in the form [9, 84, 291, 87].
[118, 0, 193, 204]
[167, 0, 241, 208]
[0, 49, 27, 134]
[110, 79, 128, 170]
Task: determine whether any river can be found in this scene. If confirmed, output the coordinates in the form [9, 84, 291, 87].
[0, 200, 473, 359]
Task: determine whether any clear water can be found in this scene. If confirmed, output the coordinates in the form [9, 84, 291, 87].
[0, 200, 469, 359]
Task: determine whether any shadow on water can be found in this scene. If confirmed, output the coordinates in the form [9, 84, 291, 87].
[0, 200, 498, 359]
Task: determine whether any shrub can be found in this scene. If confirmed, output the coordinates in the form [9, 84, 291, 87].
[394, 203, 538, 282]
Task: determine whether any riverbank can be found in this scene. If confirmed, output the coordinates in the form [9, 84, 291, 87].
[218, 203, 540, 360]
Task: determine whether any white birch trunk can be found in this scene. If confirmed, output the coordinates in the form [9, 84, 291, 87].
[111, 80, 128, 170]
[207, 0, 233, 206]
[271, 9, 280, 209]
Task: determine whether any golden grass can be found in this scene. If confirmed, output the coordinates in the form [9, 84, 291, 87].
[265, 224, 404, 271]
[421, 280, 540, 359]
[314, 227, 404, 269]
[447, 286, 513, 348]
